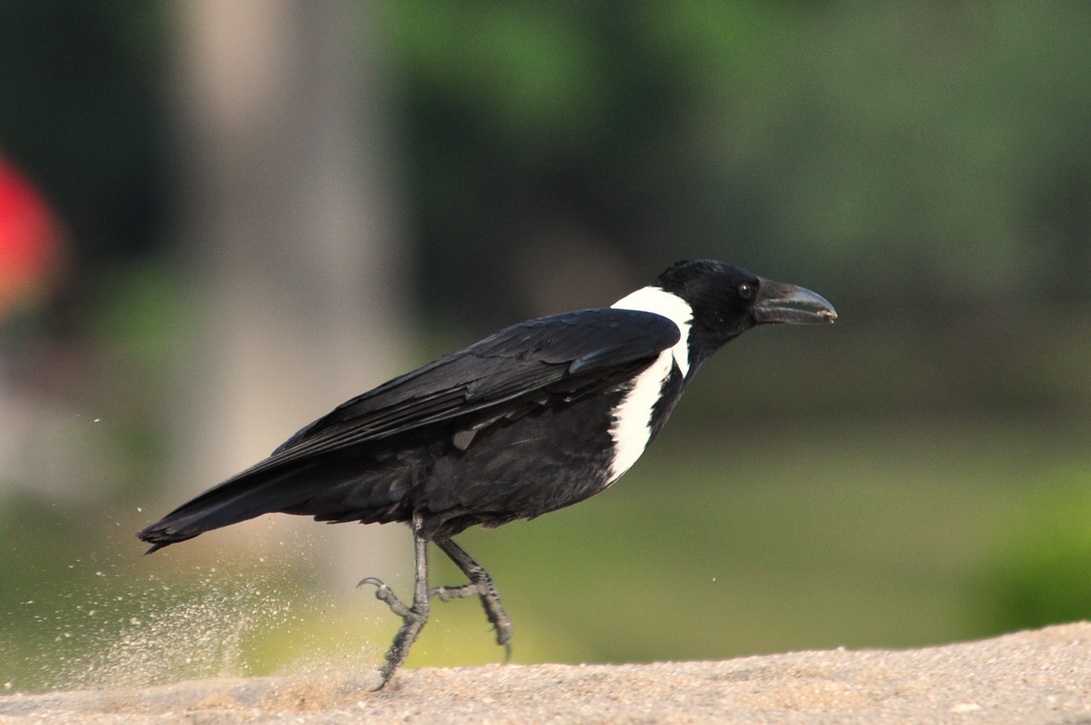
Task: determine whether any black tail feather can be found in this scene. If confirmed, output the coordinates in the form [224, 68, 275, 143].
[136, 453, 417, 551]
[136, 460, 322, 551]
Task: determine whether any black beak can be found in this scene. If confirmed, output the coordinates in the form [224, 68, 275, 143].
[752, 278, 838, 325]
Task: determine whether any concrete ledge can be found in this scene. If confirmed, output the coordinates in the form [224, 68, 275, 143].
[2, 623, 1089, 723]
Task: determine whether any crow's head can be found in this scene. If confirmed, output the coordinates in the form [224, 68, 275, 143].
[655, 259, 837, 366]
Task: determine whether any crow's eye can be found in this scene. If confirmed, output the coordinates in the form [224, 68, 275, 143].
[736, 281, 756, 300]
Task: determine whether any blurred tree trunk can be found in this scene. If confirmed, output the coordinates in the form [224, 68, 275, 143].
[169, 0, 408, 586]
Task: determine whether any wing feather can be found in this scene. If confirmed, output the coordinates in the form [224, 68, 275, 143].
[254, 308, 680, 473]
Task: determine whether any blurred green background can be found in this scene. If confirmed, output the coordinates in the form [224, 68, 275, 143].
[3, 0, 1091, 694]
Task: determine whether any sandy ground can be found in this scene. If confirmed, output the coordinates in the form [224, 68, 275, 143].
[2, 623, 1089, 723]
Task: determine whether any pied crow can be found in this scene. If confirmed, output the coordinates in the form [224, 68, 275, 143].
[138, 259, 836, 689]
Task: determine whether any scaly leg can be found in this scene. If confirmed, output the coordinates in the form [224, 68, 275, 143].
[357, 514, 430, 690]
[434, 537, 513, 662]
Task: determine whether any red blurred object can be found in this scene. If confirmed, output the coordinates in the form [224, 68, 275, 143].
[0, 159, 64, 320]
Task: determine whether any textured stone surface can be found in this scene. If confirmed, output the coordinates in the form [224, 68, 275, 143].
[2, 624, 1089, 723]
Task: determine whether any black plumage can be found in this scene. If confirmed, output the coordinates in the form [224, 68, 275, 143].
[137, 259, 836, 688]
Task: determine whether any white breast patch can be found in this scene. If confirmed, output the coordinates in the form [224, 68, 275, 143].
[610, 286, 693, 377]
[606, 287, 694, 482]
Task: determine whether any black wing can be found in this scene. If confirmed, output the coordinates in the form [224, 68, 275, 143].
[261, 307, 680, 469]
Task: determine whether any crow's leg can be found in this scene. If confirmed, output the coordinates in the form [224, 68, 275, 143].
[357, 514, 430, 690]
[433, 537, 513, 662]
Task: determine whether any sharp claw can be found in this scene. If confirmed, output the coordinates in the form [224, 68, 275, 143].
[357, 576, 383, 589]
[358, 576, 415, 620]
